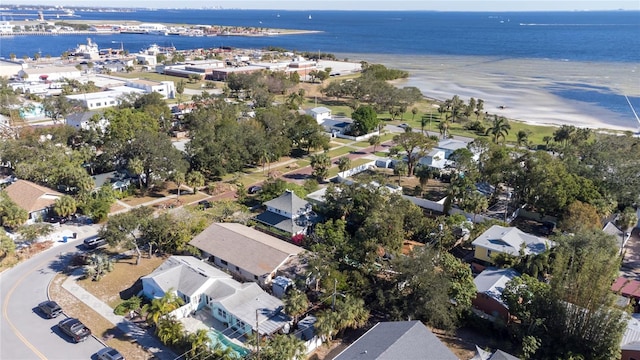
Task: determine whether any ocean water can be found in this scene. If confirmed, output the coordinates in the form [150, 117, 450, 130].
[1, 9, 639, 129]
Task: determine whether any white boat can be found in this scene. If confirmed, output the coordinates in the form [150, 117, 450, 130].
[71, 38, 99, 58]
[308, 15, 312, 20]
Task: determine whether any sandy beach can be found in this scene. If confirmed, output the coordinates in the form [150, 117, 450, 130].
[337, 53, 640, 132]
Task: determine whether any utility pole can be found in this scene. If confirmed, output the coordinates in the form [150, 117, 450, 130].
[255, 309, 260, 360]
[331, 278, 337, 310]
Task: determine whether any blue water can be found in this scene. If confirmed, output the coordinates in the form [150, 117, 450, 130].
[1, 10, 639, 62]
[1, 9, 639, 129]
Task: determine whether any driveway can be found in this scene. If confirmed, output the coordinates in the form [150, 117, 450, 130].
[622, 227, 640, 277]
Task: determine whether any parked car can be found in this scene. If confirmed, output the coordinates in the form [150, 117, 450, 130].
[47, 215, 68, 224]
[198, 200, 212, 209]
[248, 185, 262, 194]
[96, 347, 125, 360]
[398, 123, 410, 129]
[84, 237, 107, 250]
[38, 300, 62, 318]
[58, 317, 91, 343]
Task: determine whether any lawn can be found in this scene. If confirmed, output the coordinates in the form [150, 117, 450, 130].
[78, 253, 167, 308]
[326, 146, 356, 159]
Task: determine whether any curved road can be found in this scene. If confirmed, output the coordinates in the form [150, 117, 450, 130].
[1, 238, 103, 360]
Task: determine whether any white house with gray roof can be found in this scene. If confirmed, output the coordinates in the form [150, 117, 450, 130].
[189, 222, 305, 286]
[254, 190, 318, 236]
[141, 256, 289, 338]
[307, 107, 332, 124]
[472, 225, 554, 264]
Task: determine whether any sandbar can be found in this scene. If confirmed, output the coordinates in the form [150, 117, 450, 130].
[337, 53, 640, 132]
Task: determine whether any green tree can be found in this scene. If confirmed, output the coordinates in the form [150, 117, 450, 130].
[616, 207, 638, 235]
[337, 156, 351, 174]
[175, 80, 185, 105]
[393, 160, 408, 185]
[172, 171, 186, 199]
[156, 316, 185, 346]
[16, 223, 53, 243]
[392, 131, 436, 176]
[84, 253, 114, 281]
[351, 105, 379, 135]
[98, 207, 153, 265]
[310, 152, 331, 182]
[146, 290, 185, 326]
[485, 115, 511, 143]
[368, 134, 381, 153]
[53, 195, 77, 218]
[461, 191, 489, 223]
[186, 170, 205, 194]
[0, 230, 16, 258]
[257, 334, 306, 360]
[561, 200, 601, 233]
[284, 289, 309, 325]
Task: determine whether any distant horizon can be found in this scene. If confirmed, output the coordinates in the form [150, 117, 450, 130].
[3, 1, 639, 12]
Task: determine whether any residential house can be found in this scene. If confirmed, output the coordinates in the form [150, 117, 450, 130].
[436, 138, 473, 159]
[141, 256, 289, 339]
[603, 221, 631, 254]
[473, 347, 521, 360]
[471, 225, 554, 264]
[3, 180, 62, 223]
[254, 190, 318, 236]
[125, 79, 175, 99]
[472, 267, 519, 322]
[307, 107, 332, 124]
[333, 320, 458, 360]
[611, 277, 640, 309]
[189, 223, 305, 286]
[621, 313, 640, 360]
[418, 148, 449, 170]
[65, 110, 108, 131]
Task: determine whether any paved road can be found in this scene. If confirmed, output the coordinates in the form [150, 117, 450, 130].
[0, 233, 104, 360]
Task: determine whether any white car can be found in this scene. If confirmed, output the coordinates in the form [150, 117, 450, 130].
[96, 347, 124, 360]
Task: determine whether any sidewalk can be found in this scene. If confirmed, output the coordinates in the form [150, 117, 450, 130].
[62, 271, 178, 360]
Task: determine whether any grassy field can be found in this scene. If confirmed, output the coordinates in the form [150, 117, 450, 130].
[326, 146, 356, 159]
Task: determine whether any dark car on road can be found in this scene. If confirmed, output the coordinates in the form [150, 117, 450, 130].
[248, 185, 262, 194]
[47, 215, 68, 224]
[198, 200, 212, 209]
[58, 317, 91, 343]
[96, 347, 125, 360]
[38, 300, 62, 318]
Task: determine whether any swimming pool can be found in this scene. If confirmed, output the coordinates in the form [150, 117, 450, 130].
[207, 328, 251, 358]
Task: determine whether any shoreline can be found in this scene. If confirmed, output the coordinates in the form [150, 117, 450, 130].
[338, 53, 640, 133]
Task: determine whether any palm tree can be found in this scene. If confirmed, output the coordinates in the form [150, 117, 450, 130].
[156, 316, 185, 346]
[146, 290, 185, 326]
[84, 253, 114, 281]
[368, 135, 381, 153]
[128, 158, 144, 189]
[461, 191, 489, 223]
[187, 329, 211, 360]
[553, 124, 576, 146]
[485, 115, 511, 143]
[393, 161, 408, 185]
[335, 295, 369, 336]
[315, 310, 339, 343]
[516, 130, 530, 148]
[420, 115, 430, 135]
[186, 171, 205, 194]
[411, 107, 418, 121]
[260, 334, 306, 360]
[53, 195, 77, 218]
[414, 165, 433, 194]
[284, 290, 309, 326]
[310, 152, 331, 182]
[337, 156, 351, 175]
[172, 171, 186, 199]
[438, 119, 450, 139]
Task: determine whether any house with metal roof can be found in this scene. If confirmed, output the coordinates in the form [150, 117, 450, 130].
[3, 179, 62, 224]
[603, 221, 630, 255]
[472, 267, 519, 322]
[471, 225, 554, 264]
[307, 107, 332, 124]
[254, 190, 318, 236]
[333, 320, 458, 360]
[189, 222, 305, 286]
[621, 313, 640, 360]
[141, 256, 290, 339]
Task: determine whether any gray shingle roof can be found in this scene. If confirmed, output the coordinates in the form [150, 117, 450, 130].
[334, 321, 458, 360]
[189, 223, 304, 277]
[489, 350, 521, 360]
[207, 279, 287, 335]
[142, 256, 231, 297]
[254, 211, 305, 234]
[472, 225, 554, 257]
[263, 190, 310, 215]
